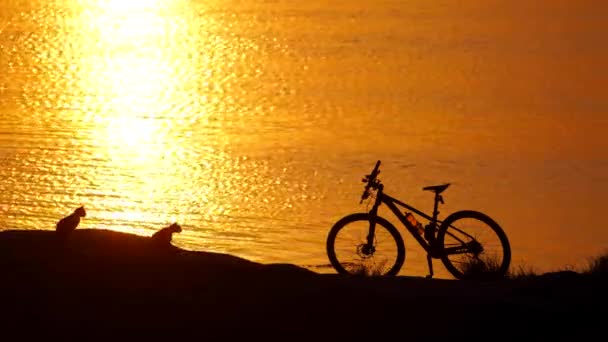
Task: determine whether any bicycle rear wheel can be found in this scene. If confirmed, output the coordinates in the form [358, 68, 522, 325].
[326, 213, 405, 276]
[437, 210, 511, 280]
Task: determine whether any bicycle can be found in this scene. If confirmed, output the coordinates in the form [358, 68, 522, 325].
[326, 160, 511, 279]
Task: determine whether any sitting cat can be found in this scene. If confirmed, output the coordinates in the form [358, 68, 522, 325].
[150, 222, 182, 245]
[56, 205, 86, 239]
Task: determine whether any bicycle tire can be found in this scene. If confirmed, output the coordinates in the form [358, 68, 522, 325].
[437, 210, 511, 280]
[326, 213, 405, 276]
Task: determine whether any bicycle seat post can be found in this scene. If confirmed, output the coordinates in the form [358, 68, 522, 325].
[425, 191, 444, 279]
[431, 193, 442, 223]
[423, 184, 449, 223]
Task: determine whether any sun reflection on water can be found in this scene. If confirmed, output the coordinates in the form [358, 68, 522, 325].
[60, 0, 220, 238]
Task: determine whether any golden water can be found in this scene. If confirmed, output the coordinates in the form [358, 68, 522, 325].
[1, 0, 607, 278]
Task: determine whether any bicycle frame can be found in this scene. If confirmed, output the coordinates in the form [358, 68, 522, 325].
[327, 160, 511, 279]
[366, 183, 444, 258]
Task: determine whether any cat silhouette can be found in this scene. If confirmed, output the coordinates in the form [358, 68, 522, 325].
[56, 205, 86, 239]
[151, 222, 182, 245]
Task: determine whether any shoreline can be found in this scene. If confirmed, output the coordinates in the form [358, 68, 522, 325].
[1, 228, 604, 340]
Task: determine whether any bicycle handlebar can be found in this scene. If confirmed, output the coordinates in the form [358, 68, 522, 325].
[360, 160, 381, 203]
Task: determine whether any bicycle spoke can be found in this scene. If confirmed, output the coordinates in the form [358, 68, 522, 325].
[333, 221, 397, 275]
[438, 211, 511, 279]
[327, 214, 405, 276]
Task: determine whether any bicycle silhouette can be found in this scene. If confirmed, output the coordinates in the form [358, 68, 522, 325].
[326, 160, 511, 279]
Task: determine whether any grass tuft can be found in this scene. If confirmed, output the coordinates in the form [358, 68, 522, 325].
[460, 256, 507, 280]
[506, 264, 538, 280]
[349, 260, 388, 277]
[583, 251, 608, 276]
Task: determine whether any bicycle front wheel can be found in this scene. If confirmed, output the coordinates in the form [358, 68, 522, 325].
[326, 213, 405, 276]
[437, 210, 511, 280]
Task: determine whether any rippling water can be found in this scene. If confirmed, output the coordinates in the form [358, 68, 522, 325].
[1, 0, 607, 278]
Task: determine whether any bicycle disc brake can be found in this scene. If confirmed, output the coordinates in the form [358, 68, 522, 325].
[467, 239, 484, 256]
[357, 243, 375, 258]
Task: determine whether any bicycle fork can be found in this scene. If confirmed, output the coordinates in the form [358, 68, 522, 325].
[365, 209, 379, 251]
[365, 190, 383, 253]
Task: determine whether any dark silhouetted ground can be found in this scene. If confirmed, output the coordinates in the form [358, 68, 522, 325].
[0, 229, 605, 341]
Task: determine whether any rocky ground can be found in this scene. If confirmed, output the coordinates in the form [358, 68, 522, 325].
[0, 229, 605, 341]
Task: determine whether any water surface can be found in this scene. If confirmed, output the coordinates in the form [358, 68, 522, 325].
[1, 0, 607, 278]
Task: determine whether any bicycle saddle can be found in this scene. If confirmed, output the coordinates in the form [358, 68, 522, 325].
[422, 183, 450, 194]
